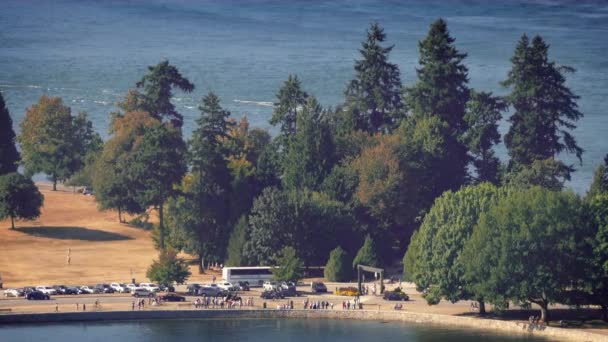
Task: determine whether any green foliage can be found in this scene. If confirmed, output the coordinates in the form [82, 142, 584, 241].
[18, 96, 95, 190]
[352, 235, 382, 269]
[461, 187, 587, 322]
[588, 154, 608, 198]
[463, 91, 506, 185]
[225, 216, 249, 267]
[146, 249, 191, 285]
[343, 22, 403, 132]
[0, 173, 44, 229]
[270, 74, 308, 139]
[404, 183, 501, 305]
[324, 246, 352, 282]
[136, 60, 194, 127]
[131, 123, 187, 249]
[503, 35, 583, 175]
[505, 158, 570, 191]
[282, 96, 335, 191]
[0, 93, 20, 175]
[582, 194, 608, 318]
[272, 246, 304, 283]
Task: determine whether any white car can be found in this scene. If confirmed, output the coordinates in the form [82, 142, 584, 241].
[4, 288, 24, 297]
[131, 288, 153, 297]
[139, 283, 160, 292]
[110, 283, 128, 293]
[36, 285, 58, 295]
[263, 281, 278, 291]
[126, 283, 138, 292]
[80, 285, 96, 294]
[217, 282, 237, 292]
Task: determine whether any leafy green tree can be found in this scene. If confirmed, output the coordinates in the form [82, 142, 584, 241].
[462, 187, 587, 323]
[225, 215, 249, 267]
[0, 93, 20, 175]
[131, 123, 187, 250]
[583, 194, 608, 321]
[270, 75, 308, 139]
[403, 183, 501, 313]
[343, 22, 403, 132]
[66, 112, 103, 189]
[505, 158, 570, 191]
[503, 35, 583, 177]
[136, 60, 194, 127]
[0, 173, 44, 229]
[272, 246, 304, 283]
[282, 96, 335, 190]
[588, 154, 608, 198]
[463, 91, 506, 185]
[324, 246, 352, 282]
[352, 235, 382, 269]
[146, 249, 191, 285]
[18, 96, 77, 190]
[92, 110, 156, 222]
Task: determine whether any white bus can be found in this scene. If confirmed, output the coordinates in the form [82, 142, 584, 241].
[222, 266, 274, 287]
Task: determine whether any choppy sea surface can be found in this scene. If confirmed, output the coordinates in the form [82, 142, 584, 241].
[0, 318, 555, 342]
[1, 0, 606, 193]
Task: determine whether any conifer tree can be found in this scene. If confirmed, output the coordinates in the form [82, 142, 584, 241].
[344, 22, 403, 133]
[0, 93, 20, 175]
[352, 235, 382, 269]
[270, 75, 308, 139]
[503, 35, 583, 177]
[136, 60, 194, 127]
[588, 154, 608, 198]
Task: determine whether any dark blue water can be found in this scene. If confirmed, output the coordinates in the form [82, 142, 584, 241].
[0, 318, 554, 341]
[1, 0, 607, 193]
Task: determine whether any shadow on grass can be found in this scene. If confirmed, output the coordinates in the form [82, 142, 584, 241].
[14, 226, 133, 241]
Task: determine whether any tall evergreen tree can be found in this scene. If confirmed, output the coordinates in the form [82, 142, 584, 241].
[0, 93, 20, 175]
[503, 35, 583, 176]
[588, 154, 608, 198]
[270, 75, 308, 139]
[344, 22, 403, 133]
[463, 91, 506, 185]
[136, 60, 194, 127]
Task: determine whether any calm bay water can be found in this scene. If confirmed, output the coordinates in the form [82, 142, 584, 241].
[0, 318, 554, 342]
[1, 0, 607, 193]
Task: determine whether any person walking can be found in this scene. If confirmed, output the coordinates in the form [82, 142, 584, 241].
[66, 248, 71, 265]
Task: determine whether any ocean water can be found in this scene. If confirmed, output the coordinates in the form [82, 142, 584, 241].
[0, 318, 553, 342]
[0, 0, 606, 193]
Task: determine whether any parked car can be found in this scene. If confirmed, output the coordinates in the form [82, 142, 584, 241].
[110, 283, 128, 293]
[22, 287, 36, 295]
[82, 186, 93, 195]
[4, 288, 24, 297]
[53, 285, 78, 295]
[158, 284, 175, 292]
[263, 281, 278, 291]
[95, 284, 115, 294]
[187, 284, 201, 295]
[36, 285, 58, 295]
[260, 289, 285, 300]
[79, 285, 97, 294]
[311, 282, 327, 293]
[139, 283, 160, 292]
[217, 282, 238, 292]
[158, 293, 185, 302]
[237, 281, 250, 291]
[126, 283, 138, 292]
[132, 288, 153, 298]
[26, 290, 50, 300]
[382, 289, 409, 301]
[66, 286, 84, 295]
[197, 285, 223, 297]
[279, 282, 298, 297]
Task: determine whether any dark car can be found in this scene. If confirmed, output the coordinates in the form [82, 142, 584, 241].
[382, 290, 409, 301]
[187, 284, 201, 295]
[22, 287, 36, 295]
[260, 290, 285, 300]
[238, 281, 250, 291]
[67, 286, 84, 295]
[280, 282, 298, 297]
[158, 293, 186, 302]
[159, 284, 175, 292]
[311, 282, 327, 293]
[26, 291, 50, 300]
[95, 284, 115, 294]
[54, 285, 79, 295]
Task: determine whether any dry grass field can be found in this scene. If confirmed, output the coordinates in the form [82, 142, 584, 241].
[0, 183, 165, 287]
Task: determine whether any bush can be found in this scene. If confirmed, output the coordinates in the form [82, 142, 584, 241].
[272, 246, 304, 282]
[146, 249, 191, 285]
[324, 246, 352, 282]
[352, 235, 382, 269]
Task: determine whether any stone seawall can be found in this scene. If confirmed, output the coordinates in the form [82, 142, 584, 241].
[0, 309, 606, 342]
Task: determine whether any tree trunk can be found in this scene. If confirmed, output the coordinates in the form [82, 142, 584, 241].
[479, 300, 486, 315]
[10, 215, 15, 229]
[118, 207, 123, 223]
[602, 305, 607, 322]
[198, 255, 205, 274]
[52, 179, 57, 191]
[539, 302, 549, 323]
[158, 201, 165, 250]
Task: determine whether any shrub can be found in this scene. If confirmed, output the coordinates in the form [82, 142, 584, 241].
[324, 246, 352, 282]
[352, 235, 382, 269]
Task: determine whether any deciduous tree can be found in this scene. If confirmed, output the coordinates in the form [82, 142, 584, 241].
[0, 172, 44, 229]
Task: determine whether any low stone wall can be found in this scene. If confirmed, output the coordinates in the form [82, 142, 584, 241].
[0, 309, 606, 342]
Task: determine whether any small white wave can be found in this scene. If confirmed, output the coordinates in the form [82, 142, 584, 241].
[93, 100, 109, 105]
[26, 84, 42, 89]
[233, 99, 274, 107]
[184, 105, 195, 109]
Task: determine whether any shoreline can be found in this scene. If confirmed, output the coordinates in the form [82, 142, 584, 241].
[1, 309, 607, 341]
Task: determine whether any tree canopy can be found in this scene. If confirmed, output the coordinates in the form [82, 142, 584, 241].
[0, 172, 44, 229]
[0, 93, 20, 175]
